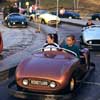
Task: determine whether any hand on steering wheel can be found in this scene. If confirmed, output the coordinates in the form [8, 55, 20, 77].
[43, 43, 59, 51]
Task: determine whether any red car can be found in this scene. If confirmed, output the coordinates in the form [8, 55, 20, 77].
[8, 45, 95, 99]
[0, 32, 3, 54]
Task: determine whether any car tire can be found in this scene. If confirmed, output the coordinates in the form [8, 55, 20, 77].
[25, 25, 28, 28]
[41, 19, 46, 24]
[69, 76, 76, 92]
[29, 17, 33, 21]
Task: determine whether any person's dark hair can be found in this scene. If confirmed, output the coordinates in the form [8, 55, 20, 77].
[47, 34, 58, 43]
[48, 34, 54, 40]
[66, 34, 76, 41]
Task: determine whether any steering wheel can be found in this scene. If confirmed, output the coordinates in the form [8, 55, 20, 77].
[43, 44, 59, 51]
[62, 48, 78, 57]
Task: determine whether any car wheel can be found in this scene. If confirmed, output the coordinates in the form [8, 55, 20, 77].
[68, 16, 72, 19]
[25, 25, 28, 28]
[86, 51, 91, 70]
[69, 77, 76, 92]
[29, 17, 33, 21]
[41, 19, 46, 24]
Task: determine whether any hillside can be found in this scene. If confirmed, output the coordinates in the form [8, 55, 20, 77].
[0, 0, 100, 14]
[79, 0, 100, 12]
[40, 0, 100, 12]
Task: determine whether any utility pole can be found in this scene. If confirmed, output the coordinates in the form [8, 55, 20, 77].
[35, 0, 41, 33]
[56, 0, 59, 33]
[76, 0, 80, 10]
[73, 0, 76, 11]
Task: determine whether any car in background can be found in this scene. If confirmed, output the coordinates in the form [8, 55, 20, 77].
[51, 11, 80, 19]
[29, 10, 60, 25]
[4, 13, 28, 28]
[91, 13, 100, 20]
[39, 13, 60, 25]
[80, 25, 100, 50]
[29, 9, 48, 21]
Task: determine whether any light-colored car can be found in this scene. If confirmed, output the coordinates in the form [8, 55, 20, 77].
[39, 13, 60, 25]
[80, 25, 100, 49]
[29, 10, 48, 22]
[29, 10, 60, 25]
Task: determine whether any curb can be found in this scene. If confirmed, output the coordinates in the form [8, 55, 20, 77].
[61, 20, 85, 27]
[61, 19, 86, 27]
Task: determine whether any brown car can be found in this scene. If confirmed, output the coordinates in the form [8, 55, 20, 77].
[15, 48, 92, 95]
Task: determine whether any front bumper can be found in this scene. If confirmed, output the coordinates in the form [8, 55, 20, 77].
[48, 20, 60, 25]
[8, 80, 72, 99]
[8, 22, 28, 28]
[80, 39, 100, 50]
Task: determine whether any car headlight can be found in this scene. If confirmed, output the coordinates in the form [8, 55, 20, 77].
[13, 22, 15, 24]
[22, 22, 24, 24]
[49, 82, 56, 88]
[22, 79, 29, 86]
[89, 41, 92, 44]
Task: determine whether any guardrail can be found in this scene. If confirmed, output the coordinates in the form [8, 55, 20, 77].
[61, 18, 100, 27]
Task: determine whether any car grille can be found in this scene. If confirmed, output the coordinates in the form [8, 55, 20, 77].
[87, 40, 100, 45]
[30, 80, 48, 86]
[11, 22, 26, 26]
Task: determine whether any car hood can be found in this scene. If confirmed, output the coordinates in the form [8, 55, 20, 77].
[39, 13, 60, 21]
[9, 16, 26, 22]
[83, 27, 100, 41]
[16, 53, 78, 81]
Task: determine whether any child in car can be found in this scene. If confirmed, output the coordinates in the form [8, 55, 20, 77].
[61, 34, 80, 58]
[43, 34, 60, 51]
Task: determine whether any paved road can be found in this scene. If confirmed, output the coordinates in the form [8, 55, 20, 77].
[0, 23, 100, 100]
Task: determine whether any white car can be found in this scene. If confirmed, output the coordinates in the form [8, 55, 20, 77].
[39, 13, 60, 25]
[80, 25, 100, 50]
[29, 10, 47, 22]
[29, 10, 60, 25]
